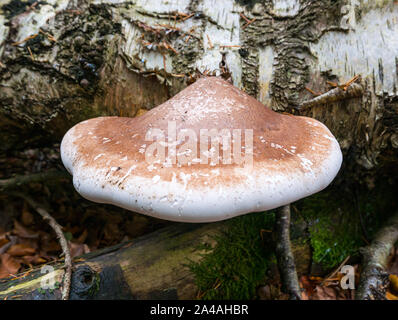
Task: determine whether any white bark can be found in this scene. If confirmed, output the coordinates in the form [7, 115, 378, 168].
[0, 0, 397, 181]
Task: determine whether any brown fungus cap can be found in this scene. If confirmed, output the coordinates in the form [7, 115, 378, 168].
[61, 77, 342, 222]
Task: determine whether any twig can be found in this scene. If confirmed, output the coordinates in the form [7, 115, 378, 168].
[220, 45, 241, 49]
[171, 73, 185, 77]
[154, 24, 181, 32]
[243, 18, 256, 29]
[305, 87, 321, 96]
[181, 13, 194, 21]
[0, 236, 18, 255]
[274, 204, 301, 300]
[8, 192, 72, 300]
[206, 35, 213, 49]
[299, 83, 363, 110]
[27, 46, 34, 61]
[342, 75, 360, 90]
[27, 1, 38, 11]
[239, 13, 251, 23]
[239, 13, 256, 29]
[164, 42, 178, 55]
[12, 33, 38, 46]
[321, 255, 350, 286]
[356, 211, 398, 300]
[0, 169, 69, 191]
[39, 29, 56, 42]
[162, 54, 166, 71]
[327, 75, 360, 91]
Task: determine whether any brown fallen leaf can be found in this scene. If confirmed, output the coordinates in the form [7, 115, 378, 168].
[389, 274, 398, 294]
[300, 275, 317, 297]
[6, 243, 36, 257]
[40, 239, 61, 253]
[76, 229, 88, 244]
[0, 254, 21, 279]
[21, 204, 34, 226]
[386, 291, 398, 300]
[21, 254, 46, 265]
[0, 233, 9, 248]
[257, 285, 272, 300]
[311, 285, 347, 300]
[13, 220, 38, 239]
[69, 242, 90, 259]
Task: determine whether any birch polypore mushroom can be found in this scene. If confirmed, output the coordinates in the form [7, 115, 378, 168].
[61, 77, 342, 223]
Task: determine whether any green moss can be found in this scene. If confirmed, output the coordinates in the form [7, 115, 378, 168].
[188, 211, 275, 300]
[296, 182, 398, 269]
[296, 192, 361, 269]
[87, 273, 101, 297]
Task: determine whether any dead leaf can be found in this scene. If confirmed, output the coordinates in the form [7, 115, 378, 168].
[389, 274, 398, 294]
[21, 204, 34, 226]
[69, 242, 90, 259]
[300, 275, 317, 297]
[386, 291, 398, 300]
[0, 233, 9, 248]
[76, 229, 88, 244]
[301, 291, 309, 300]
[311, 285, 347, 300]
[39, 231, 60, 253]
[0, 254, 21, 278]
[6, 243, 36, 257]
[13, 220, 38, 239]
[21, 254, 46, 265]
[257, 285, 272, 300]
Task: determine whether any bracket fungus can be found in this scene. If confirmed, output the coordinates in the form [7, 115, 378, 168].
[61, 77, 342, 223]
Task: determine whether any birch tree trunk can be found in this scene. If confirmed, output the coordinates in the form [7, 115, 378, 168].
[1, 0, 397, 184]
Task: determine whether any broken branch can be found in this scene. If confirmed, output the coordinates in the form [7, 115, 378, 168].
[356, 211, 398, 300]
[299, 83, 363, 110]
[7, 192, 72, 300]
[274, 205, 301, 300]
[0, 170, 69, 191]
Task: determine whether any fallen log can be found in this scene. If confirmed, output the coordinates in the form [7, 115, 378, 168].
[0, 222, 226, 300]
[356, 211, 398, 300]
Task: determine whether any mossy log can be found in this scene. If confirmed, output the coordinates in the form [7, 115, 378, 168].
[356, 211, 398, 300]
[0, 222, 226, 300]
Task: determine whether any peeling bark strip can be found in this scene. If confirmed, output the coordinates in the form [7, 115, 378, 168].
[0, 0, 398, 183]
[356, 212, 398, 300]
[274, 205, 301, 300]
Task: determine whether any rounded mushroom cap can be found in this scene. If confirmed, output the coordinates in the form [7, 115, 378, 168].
[61, 77, 342, 222]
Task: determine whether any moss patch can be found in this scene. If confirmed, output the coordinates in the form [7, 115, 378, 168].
[188, 211, 275, 300]
[189, 181, 398, 299]
[296, 182, 398, 269]
[296, 192, 362, 269]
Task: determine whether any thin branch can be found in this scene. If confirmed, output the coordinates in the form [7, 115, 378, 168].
[299, 83, 363, 110]
[0, 170, 69, 191]
[274, 204, 301, 300]
[321, 255, 350, 286]
[8, 192, 72, 300]
[356, 212, 398, 300]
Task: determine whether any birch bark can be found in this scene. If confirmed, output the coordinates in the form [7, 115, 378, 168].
[0, 0, 397, 183]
